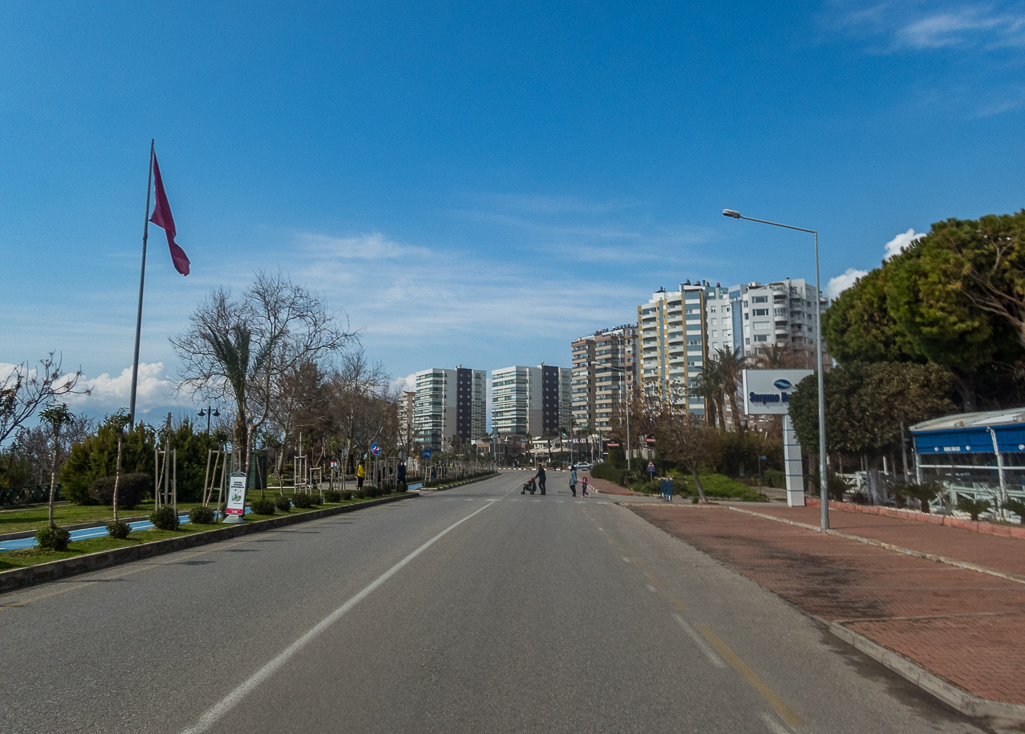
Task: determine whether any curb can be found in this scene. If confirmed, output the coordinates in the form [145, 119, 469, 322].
[0, 493, 416, 594]
[828, 622, 1025, 724]
[626, 502, 1025, 724]
[417, 473, 498, 493]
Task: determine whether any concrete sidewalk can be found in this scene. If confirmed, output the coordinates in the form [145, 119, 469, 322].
[627, 502, 1025, 718]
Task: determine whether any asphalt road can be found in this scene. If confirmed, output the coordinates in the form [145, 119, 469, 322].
[0, 473, 991, 733]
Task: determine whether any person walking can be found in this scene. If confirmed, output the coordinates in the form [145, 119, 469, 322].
[397, 460, 407, 492]
[356, 461, 365, 491]
[569, 466, 577, 497]
[536, 464, 547, 495]
[581, 476, 589, 496]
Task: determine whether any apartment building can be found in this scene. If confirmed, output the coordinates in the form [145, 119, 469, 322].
[492, 364, 571, 438]
[413, 367, 486, 451]
[637, 283, 726, 419]
[707, 279, 825, 360]
[398, 390, 416, 447]
[571, 325, 638, 437]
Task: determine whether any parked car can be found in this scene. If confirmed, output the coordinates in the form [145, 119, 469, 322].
[573, 462, 592, 471]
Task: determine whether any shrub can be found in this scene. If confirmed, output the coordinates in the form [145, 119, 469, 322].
[274, 494, 292, 512]
[827, 475, 850, 502]
[150, 505, 180, 530]
[956, 497, 992, 522]
[36, 526, 70, 551]
[323, 489, 341, 503]
[893, 481, 941, 513]
[250, 498, 276, 515]
[106, 520, 131, 539]
[354, 488, 367, 499]
[291, 493, 313, 509]
[762, 469, 785, 489]
[341, 491, 355, 501]
[1003, 498, 1025, 524]
[90, 473, 151, 510]
[188, 506, 216, 525]
[308, 493, 321, 506]
[591, 462, 625, 486]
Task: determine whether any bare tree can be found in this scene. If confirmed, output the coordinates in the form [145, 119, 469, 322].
[15, 414, 94, 485]
[1, 352, 88, 447]
[657, 417, 719, 502]
[171, 272, 353, 478]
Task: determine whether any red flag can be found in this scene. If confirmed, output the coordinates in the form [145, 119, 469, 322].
[149, 153, 191, 276]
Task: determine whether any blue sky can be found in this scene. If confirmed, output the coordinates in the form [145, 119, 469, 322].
[2, 0, 1023, 422]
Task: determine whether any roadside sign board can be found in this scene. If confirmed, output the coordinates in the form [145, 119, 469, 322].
[742, 369, 814, 415]
[422, 449, 432, 459]
[370, 442, 381, 456]
[226, 471, 247, 516]
[647, 462, 656, 475]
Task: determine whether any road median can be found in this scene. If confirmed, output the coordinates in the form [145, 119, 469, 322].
[0, 493, 416, 594]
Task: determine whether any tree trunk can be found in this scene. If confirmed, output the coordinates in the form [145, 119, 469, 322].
[690, 466, 708, 503]
[48, 445, 58, 529]
[112, 432, 123, 522]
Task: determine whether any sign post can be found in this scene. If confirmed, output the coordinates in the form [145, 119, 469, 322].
[224, 471, 247, 524]
[743, 369, 813, 507]
[647, 461, 656, 483]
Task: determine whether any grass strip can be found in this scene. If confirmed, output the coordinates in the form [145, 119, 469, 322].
[0, 494, 402, 571]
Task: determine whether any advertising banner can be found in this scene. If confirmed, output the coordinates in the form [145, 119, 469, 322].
[226, 471, 247, 516]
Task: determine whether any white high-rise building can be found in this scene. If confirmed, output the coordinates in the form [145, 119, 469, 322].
[413, 367, 486, 451]
[491, 364, 571, 438]
[707, 279, 826, 360]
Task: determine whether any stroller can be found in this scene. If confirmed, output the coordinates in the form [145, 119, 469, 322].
[522, 477, 537, 495]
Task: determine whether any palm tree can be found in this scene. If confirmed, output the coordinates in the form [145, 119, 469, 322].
[39, 403, 73, 529]
[710, 347, 749, 430]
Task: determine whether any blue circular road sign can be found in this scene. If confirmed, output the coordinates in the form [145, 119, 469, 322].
[422, 449, 432, 459]
[370, 442, 381, 456]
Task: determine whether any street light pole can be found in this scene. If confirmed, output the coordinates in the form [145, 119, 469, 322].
[198, 406, 219, 434]
[723, 209, 829, 531]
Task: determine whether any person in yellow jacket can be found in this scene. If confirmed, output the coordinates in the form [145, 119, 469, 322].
[357, 462, 365, 490]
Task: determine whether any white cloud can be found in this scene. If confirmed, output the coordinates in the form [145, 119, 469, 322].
[393, 373, 417, 393]
[884, 228, 925, 259]
[826, 268, 870, 300]
[831, 2, 1025, 51]
[65, 363, 181, 413]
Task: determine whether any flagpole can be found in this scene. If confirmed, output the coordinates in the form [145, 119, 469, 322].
[129, 140, 155, 428]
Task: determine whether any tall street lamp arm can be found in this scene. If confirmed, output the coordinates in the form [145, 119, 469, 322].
[722, 208, 829, 531]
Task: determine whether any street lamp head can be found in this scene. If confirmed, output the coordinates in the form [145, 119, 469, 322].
[198, 409, 205, 417]
[213, 409, 220, 418]
[722, 209, 741, 219]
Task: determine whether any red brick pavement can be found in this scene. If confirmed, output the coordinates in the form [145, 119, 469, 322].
[747, 504, 1025, 578]
[629, 504, 1025, 705]
[581, 473, 643, 497]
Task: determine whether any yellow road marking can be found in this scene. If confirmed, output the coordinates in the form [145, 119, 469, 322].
[698, 624, 805, 727]
[645, 572, 660, 588]
[669, 594, 688, 611]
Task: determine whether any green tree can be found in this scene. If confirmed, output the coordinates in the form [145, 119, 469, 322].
[788, 362, 955, 461]
[822, 268, 908, 364]
[62, 419, 156, 504]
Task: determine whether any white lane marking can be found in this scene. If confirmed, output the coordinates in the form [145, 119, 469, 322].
[759, 712, 792, 734]
[179, 502, 496, 734]
[672, 614, 727, 669]
[646, 584, 658, 593]
[622, 556, 631, 563]
[465, 498, 475, 501]
[598, 501, 609, 505]
[557, 500, 564, 503]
